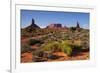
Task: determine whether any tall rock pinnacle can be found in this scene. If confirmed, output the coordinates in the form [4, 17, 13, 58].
[31, 18, 35, 25]
[76, 21, 80, 28]
[30, 18, 40, 28]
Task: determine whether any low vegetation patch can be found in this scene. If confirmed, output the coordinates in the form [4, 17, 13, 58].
[40, 41, 73, 56]
[29, 39, 43, 45]
[21, 44, 32, 53]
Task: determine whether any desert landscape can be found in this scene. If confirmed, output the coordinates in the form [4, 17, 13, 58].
[21, 18, 89, 63]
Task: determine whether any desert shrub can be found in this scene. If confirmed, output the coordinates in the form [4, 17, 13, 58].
[70, 44, 82, 55]
[61, 41, 72, 56]
[21, 44, 32, 53]
[70, 27, 76, 32]
[29, 39, 43, 45]
[40, 41, 61, 52]
[32, 50, 43, 57]
[40, 41, 72, 56]
[81, 41, 89, 50]
[70, 44, 82, 50]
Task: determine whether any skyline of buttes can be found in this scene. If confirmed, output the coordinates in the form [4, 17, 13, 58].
[21, 18, 88, 30]
[21, 10, 89, 29]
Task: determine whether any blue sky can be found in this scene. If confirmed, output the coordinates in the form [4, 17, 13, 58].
[21, 10, 90, 29]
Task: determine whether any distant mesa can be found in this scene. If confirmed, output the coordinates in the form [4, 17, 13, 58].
[46, 21, 80, 29]
[46, 23, 62, 28]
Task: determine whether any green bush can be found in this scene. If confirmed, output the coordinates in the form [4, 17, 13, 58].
[29, 39, 43, 45]
[70, 44, 82, 54]
[70, 27, 76, 32]
[40, 41, 61, 52]
[40, 41, 72, 56]
[70, 44, 82, 49]
[21, 44, 32, 53]
[32, 50, 43, 57]
[61, 41, 72, 56]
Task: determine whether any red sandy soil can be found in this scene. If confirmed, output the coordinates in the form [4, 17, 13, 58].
[30, 45, 39, 50]
[21, 52, 33, 63]
[48, 52, 89, 62]
[70, 52, 89, 60]
[21, 51, 89, 63]
[48, 52, 70, 62]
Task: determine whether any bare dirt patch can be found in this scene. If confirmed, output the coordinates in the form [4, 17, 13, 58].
[21, 52, 33, 63]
